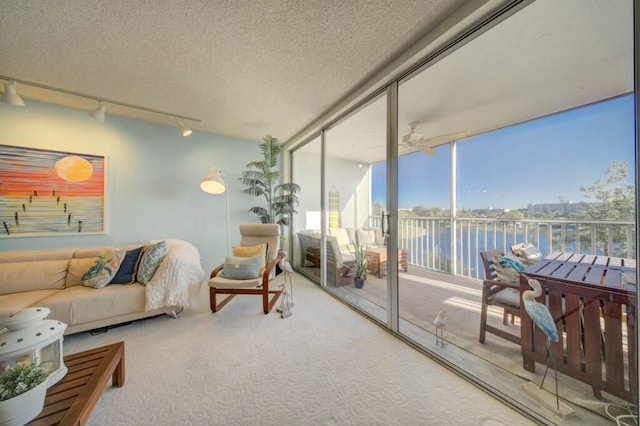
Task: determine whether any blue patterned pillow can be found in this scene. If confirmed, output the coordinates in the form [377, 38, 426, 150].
[137, 241, 168, 284]
[81, 248, 127, 288]
[110, 246, 144, 284]
[220, 255, 261, 280]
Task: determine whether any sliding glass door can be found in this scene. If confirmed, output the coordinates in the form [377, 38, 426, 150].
[321, 93, 390, 323]
[288, 1, 637, 422]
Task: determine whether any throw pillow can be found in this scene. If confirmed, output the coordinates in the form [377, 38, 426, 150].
[493, 255, 525, 285]
[233, 243, 267, 277]
[220, 255, 262, 280]
[81, 248, 127, 289]
[356, 228, 376, 246]
[110, 246, 145, 284]
[137, 240, 168, 284]
[515, 243, 542, 266]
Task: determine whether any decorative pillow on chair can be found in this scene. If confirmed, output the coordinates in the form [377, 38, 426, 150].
[493, 255, 525, 285]
[81, 248, 127, 289]
[137, 240, 168, 284]
[356, 228, 376, 246]
[233, 243, 267, 277]
[220, 255, 262, 280]
[110, 246, 145, 284]
[514, 243, 542, 266]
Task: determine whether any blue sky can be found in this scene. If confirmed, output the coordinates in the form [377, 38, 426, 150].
[373, 94, 636, 210]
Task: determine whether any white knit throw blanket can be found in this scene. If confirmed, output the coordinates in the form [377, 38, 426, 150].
[145, 239, 206, 311]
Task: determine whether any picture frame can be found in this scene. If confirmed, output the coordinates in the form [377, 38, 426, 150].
[0, 145, 107, 237]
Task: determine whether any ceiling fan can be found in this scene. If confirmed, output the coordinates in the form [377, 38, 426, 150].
[401, 121, 466, 154]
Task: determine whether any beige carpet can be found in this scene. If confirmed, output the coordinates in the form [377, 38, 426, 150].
[62, 272, 535, 425]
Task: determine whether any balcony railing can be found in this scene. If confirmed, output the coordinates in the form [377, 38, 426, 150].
[369, 216, 637, 281]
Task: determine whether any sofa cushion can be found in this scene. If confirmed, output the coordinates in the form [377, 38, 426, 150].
[0, 260, 68, 295]
[137, 240, 168, 284]
[66, 257, 99, 287]
[81, 248, 127, 289]
[0, 248, 74, 263]
[39, 284, 146, 326]
[110, 246, 145, 284]
[0, 290, 60, 317]
[233, 243, 267, 277]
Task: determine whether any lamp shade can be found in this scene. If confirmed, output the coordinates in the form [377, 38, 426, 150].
[179, 119, 192, 137]
[1, 81, 25, 106]
[89, 101, 106, 122]
[200, 167, 226, 194]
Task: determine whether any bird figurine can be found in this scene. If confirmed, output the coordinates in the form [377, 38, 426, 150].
[277, 251, 294, 318]
[433, 310, 447, 347]
[522, 275, 560, 409]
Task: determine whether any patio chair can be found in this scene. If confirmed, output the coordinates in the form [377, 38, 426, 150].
[208, 223, 283, 314]
[478, 249, 521, 345]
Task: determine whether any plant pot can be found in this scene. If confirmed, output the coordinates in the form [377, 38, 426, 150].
[354, 277, 365, 289]
[0, 379, 47, 426]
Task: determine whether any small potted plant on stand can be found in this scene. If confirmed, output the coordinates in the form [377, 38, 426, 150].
[352, 234, 367, 289]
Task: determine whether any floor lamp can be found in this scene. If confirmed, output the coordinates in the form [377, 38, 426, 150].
[200, 167, 230, 255]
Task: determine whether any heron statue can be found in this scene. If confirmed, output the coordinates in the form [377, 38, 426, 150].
[277, 251, 294, 318]
[522, 275, 560, 409]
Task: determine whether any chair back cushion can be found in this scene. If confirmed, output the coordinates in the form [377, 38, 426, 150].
[239, 223, 280, 263]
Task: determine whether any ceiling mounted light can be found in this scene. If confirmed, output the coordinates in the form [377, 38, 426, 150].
[1, 81, 25, 106]
[89, 101, 106, 122]
[179, 119, 192, 137]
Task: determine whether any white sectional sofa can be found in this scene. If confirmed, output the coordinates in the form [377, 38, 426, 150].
[0, 239, 205, 334]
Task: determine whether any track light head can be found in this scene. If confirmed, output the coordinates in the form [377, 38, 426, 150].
[1, 81, 25, 106]
[89, 101, 106, 122]
[179, 119, 192, 137]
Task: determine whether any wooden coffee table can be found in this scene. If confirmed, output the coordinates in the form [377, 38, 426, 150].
[366, 247, 408, 278]
[28, 341, 125, 426]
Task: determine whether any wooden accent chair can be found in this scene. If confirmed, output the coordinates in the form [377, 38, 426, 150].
[208, 223, 283, 314]
[479, 249, 521, 345]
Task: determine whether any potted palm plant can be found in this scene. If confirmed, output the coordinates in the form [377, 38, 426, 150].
[352, 234, 367, 289]
[239, 134, 301, 243]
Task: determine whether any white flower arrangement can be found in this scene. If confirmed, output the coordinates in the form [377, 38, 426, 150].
[0, 363, 49, 401]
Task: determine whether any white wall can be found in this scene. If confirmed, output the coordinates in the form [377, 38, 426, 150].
[0, 100, 263, 273]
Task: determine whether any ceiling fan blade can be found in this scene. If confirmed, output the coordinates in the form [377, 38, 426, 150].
[422, 131, 467, 146]
[419, 145, 437, 155]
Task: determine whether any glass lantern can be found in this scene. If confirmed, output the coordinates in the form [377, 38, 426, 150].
[0, 307, 68, 387]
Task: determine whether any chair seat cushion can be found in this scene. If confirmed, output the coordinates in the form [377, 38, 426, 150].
[209, 276, 262, 289]
[489, 287, 520, 309]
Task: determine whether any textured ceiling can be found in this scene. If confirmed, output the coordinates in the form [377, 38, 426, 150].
[314, 0, 634, 164]
[0, 0, 469, 142]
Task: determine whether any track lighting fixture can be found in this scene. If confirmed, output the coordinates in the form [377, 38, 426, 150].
[1, 81, 25, 106]
[179, 119, 193, 137]
[0, 75, 201, 130]
[89, 101, 106, 122]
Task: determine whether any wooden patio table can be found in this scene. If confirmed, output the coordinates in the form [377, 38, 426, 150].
[28, 341, 125, 426]
[520, 252, 636, 403]
[365, 247, 408, 278]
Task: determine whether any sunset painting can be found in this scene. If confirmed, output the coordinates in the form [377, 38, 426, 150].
[0, 145, 106, 237]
